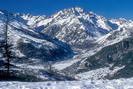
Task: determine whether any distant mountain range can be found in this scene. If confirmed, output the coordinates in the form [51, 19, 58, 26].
[0, 7, 133, 80]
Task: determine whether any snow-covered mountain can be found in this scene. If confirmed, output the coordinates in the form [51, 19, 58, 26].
[21, 7, 132, 45]
[0, 10, 74, 68]
[0, 7, 133, 81]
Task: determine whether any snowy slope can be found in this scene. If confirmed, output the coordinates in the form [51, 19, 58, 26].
[0, 78, 133, 89]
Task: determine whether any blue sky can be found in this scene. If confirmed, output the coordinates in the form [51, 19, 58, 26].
[0, 0, 133, 19]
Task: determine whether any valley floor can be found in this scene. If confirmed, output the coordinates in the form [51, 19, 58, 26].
[0, 78, 133, 89]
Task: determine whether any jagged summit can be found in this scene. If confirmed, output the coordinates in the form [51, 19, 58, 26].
[63, 7, 84, 13]
[53, 7, 84, 17]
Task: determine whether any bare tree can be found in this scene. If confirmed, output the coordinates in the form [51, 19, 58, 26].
[2, 12, 14, 77]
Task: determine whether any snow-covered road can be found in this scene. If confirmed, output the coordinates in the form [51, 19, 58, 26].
[0, 78, 133, 89]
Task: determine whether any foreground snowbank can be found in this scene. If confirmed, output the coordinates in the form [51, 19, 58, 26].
[0, 78, 133, 89]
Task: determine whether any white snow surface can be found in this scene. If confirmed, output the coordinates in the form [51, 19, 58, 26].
[0, 78, 133, 89]
[53, 57, 80, 70]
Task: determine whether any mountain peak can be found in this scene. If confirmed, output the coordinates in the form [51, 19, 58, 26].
[52, 7, 85, 18]
[69, 7, 84, 13]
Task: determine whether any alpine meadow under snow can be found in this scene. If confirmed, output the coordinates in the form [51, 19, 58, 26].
[0, 7, 133, 89]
